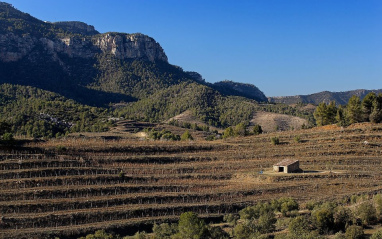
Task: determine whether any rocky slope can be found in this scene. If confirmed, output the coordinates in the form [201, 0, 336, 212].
[0, 2, 179, 106]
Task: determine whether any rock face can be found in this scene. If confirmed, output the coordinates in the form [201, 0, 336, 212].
[0, 32, 168, 63]
[93, 33, 168, 62]
[0, 3, 168, 64]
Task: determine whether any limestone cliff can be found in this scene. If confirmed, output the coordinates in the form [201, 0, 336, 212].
[0, 32, 168, 63]
[92, 33, 168, 62]
[0, 2, 168, 64]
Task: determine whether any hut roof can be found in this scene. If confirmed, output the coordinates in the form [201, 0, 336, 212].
[274, 159, 299, 166]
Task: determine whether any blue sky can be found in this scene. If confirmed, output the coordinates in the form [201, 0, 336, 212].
[8, 0, 382, 96]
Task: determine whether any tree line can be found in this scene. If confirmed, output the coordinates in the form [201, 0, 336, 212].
[314, 92, 382, 127]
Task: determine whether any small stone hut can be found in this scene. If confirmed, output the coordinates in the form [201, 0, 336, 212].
[273, 159, 300, 173]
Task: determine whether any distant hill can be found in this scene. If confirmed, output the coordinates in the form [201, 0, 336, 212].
[268, 89, 382, 105]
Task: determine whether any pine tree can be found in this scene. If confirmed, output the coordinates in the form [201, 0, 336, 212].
[314, 103, 328, 126]
[326, 101, 337, 124]
[346, 95, 362, 124]
[335, 105, 347, 126]
[180, 130, 193, 141]
[370, 93, 382, 123]
[361, 92, 376, 121]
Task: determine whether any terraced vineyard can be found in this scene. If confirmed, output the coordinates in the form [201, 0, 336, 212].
[1, 123, 382, 238]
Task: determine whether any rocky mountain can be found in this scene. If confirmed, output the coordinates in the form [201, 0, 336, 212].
[0, 2, 167, 62]
[1, 1, 294, 137]
[0, 2, 270, 107]
[268, 89, 382, 105]
[0, 1, 188, 106]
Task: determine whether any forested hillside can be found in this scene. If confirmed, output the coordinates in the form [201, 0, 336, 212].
[0, 84, 113, 137]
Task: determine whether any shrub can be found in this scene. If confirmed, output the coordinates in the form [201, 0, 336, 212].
[351, 195, 360, 204]
[223, 126, 235, 139]
[345, 225, 364, 239]
[356, 202, 377, 225]
[239, 202, 274, 220]
[2, 132, 14, 141]
[162, 132, 181, 141]
[278, 197, 299, 216]
[271, 136, 280, 145]
[148, 129, 180, 141]
[288, 216, 310, 236]
[180, 130, 193, 141]
[223, 213, 239, 225]
[288, 216, 324, 239]
[152, 223, 178, 239]
[294, 135, 301, 143]
[333, 206, 353, 232]
[234, 122, 248, 136]
[311, 207, 335, 234]
[233, 223, 254, 239]
[239, 205, 258, 220]
[374, 194, 382, 218]
[257, 211, 277, 233]
[305, 200, 321, 211]
[253, 124, 263, 135]
[173, 212, 206, 239]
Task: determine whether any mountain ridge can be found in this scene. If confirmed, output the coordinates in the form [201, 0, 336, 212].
[269, 89, 382, 105]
